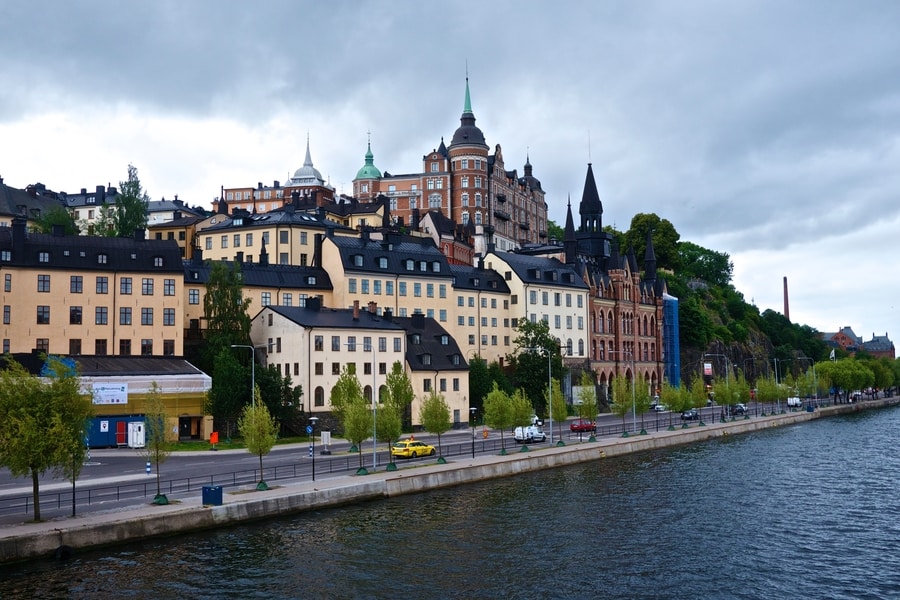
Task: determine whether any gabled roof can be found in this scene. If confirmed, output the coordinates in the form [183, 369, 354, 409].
[448, 263, 510, 293]
[0, 220, 183, 273]
[389, 313, 468, 373]
[329, 232, 452, 278]
[201, 205, 351, 234]
[258, 303, 405, 332]
[489, 251, 588, 289]
[183, 260, 332, 291]
[0, 180, 66, 219]
[8, 353, 207, 377]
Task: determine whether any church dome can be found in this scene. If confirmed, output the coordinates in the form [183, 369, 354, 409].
[355, 141, 382, 180]
[449, 78, 488, 150]
[291, 137, 325, 185]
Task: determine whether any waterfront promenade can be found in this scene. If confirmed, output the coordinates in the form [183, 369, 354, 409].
[0, 400, 890, 566]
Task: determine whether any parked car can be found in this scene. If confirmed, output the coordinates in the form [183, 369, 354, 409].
[787, 397, 802, 408]
[514, 425, 546, 443]
[391, 439, 436, 459]
[730, 403, 747, 416]
[570, 418, 596, 433]
[653, 404, 669, 412]
[681, 408, 700, 421]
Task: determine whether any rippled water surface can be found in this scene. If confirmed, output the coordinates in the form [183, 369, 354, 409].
[3, 408, 900, 599]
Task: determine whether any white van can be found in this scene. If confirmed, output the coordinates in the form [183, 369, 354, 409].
[514, 425, 546, 444]
[787, 397, 802, 408]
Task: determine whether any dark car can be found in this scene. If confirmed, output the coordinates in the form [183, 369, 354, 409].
[570, 418, 596, 433]
[727, 403, 747, 416]
[681, 408, 700, 421]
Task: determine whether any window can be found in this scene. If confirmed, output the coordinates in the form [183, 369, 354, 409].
[0, 251, 9, 262]
[315, 363, 324, 376]
[347, 336, 356, 352]
[142, 278, 154, 295]
[361, 280, 369, 294]
[119, 339, 131, 355]
[461, 176, 469, 188]
[348, 279, 357, 294]
[141, 307, 154, 325]
[163, 339, 175, 356]
[458, 315, 464, 326]
[95, 307, 108, 325]
[69, 339, 82, 355]
[423, 379, 432, 392]
[154, 256, 164, 267]
[332, 362, 340, 375]
[426, 283, 433, 298]
[439, 309, 447, 322]
[261, 292, 271, 306]
[398, 282, 407, 296]
[220, 235, 228, 249]
[378, 257, 388, 269]
[189, 289, 200, 304]
[414, 283, 421, 297]
[37, 274, 50, 292]
[2, 305, 8, 324]
[95, 339, 107, 355]
[70, 276, 83, 293]
[439, 378, 446, 392]
[331, 336, 340, 351]
[205, 237, 212, 250]
[3, 274, 9, 292]
[314, 336, 324, 351]
[38, 251, 49, 263]
[120, 307, 132, 325]
[36, 338, 49, 352]
[439, 284, 446, 299]
[233, 234, 241, 248]
[37, 306, 50, 324]
[373, 280, 381, 295]
[386, 281, 394, 295]
[246, 233, 253, 247]
[378, 337, 387, 352]
[458, 296, 464, 307]
[394, 337, 402, 352]
[453, 378, 460, 391]
[70, 306, 82, 324]
[163, 308, 175, 326]
[279, 231, 289, 244]
[120, 277, 132, 295]
[164, 279, 175, 296]
[283, 293, 292, 306]
[141, 339, 153, 356]
[97, 253, 108, 264]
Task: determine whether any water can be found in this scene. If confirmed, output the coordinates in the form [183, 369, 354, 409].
[2, 408, 900, 599]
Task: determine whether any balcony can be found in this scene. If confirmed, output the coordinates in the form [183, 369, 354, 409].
[539, 229, 547, 238]
[494, 209, 510, 221]
[519, 221, 531, 231]
[495, 193, 507, 203]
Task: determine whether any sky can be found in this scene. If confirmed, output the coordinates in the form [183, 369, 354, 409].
[1, 1, 899, 348]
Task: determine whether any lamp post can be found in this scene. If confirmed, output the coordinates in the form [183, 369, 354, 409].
[704, 353, 730, 420]
[308, 416, 318, 481]
[524, 347, 553, 444]
[364, 337, 378, 473]
[470, 406, 477, 458]
[231, 344, 266, 406]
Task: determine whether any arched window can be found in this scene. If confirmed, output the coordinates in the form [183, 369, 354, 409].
[314, 386, 325, 407]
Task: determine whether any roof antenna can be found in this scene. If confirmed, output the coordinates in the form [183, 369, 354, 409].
[588, 130, 592, 163]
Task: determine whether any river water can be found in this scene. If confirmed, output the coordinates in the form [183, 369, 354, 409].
[2, 407, 899, 599]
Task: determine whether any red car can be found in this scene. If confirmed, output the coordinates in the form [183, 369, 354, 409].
[570, 418, 596, 433]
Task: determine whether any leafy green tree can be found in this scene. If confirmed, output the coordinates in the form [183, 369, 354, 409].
[344, 400, 374, 471]
[202, 261, 252, 370]
[92, 202, 117, 236]
[113, 163, 150, 237]
[376, 402, 402, 467]
[511, 388, 535, 428]
[419, 390, 452, 458]
[623, 212, 681, 272]
[575, 371, 598, 421]
[384, 361, 414, 430]
[0, 357, 93, 522]
[549, 377, 568, 441]
[660, 381, 689, 427]
[510, 320, 564, 414]
[330, 365, 364, 425]
[204, 347, 248, 439]
[255, 364, 303, 434]
[689, 377, 709, 412]
[238, 389, 280, 490]
[546, 219, 564, 241]
[34, 205, 79, 235]
[678, 240, 733, 287]
[483, 382, 514, 451]
[141, 382, 172, 504]
[468, 356, 492, 413]
[755, 375, 779, 414]
[609, 374, 632, 431]
[633, 377, 652, 431]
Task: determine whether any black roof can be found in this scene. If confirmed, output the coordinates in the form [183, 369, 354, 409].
[389, 313, 468, 373]
[0, 180, 66, 219]
[7, 353, 206, 377]
[329, 232, 453, 278]
[258, 303, 405, 331]
[184, 260, 332, 291]
[448, 263, 510, 294]
[491, 251, 589, 289]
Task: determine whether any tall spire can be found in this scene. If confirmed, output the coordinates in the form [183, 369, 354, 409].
[304, 132, 314, 167]
[464, 75, 473, 115]
[564, 195, 577, 265]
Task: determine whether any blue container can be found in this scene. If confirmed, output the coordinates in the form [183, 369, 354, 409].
[202, 485, 223, 506]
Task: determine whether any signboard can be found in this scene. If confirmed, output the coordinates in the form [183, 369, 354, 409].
[703, 362, 713, 377]
[92, 383, 128, 405]
[100, 420, 109, 433]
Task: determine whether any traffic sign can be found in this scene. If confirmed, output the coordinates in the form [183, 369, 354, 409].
[306, 425, 313, 434]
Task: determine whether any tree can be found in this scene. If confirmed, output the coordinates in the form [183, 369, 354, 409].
[549, 378, 568, 442]
[678, 240, 734, 287]
[419, 390, 452, 458]
[344, 400, 374, 472]
[623, 212, 681, 273]
[384, 361, 414, 430]
[204, 347, 248, 439]
[0, 357, 93, 522]
[376, 402, 402, 467]
[34, 205, 79, 235]
[330, 365, 364, 425]
[609, 374, 632, 432]
[468, 356, 491, 413]
[510, 319, 564, 413]
[547, 219, 564, 242]
[256, 364, 303, 435]
[574, 371, 597, 439]
[202, 261, 252, 370]
[238, 389, 279, 490]
[633, 377, 652, 432]
[483, 382, 514, 452]
[113, 163, 150, 237]
[141, 382, 172, 504]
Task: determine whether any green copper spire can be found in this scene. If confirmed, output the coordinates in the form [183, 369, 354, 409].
[463, 76, 473, 115]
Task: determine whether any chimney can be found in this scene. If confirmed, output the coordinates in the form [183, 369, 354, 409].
[96, 184, 105, 197]
[274, 180, 280, 188]
[411, 312, 425, 329]
[192, 248, 204, 265]
[367, 301, 377, 314]
[12, 215, 26, 256]
[783, 276, 790, 322]
[383, 308, 393, 322]
[353, 300, 360, 321]
[259, 240, 269, 266]
[305, 296, 321, 311]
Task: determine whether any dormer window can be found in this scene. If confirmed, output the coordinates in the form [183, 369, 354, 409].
[38, 252, 49, 263]
[86, 196, 96, 204]
[411, 333, 421, 344]
[405, 259, 414, 271]
[432, 261, 440, 273]
[307, 276, 317, 285]
[354, 255, 363, 267]
[97, 253, 108, 264]
[233, 217, 243, 226]
[452, 354, 461, 365]
[422, 353, 431, 365]
[154, 257, 164, 267]
[441, 335, 449, 345]
[378, 257, 388, 269]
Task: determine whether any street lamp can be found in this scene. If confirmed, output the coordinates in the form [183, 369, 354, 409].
[308, 416, 318, 481]
[230, 344, 267, 406]
[469, 406, 477, 458]
[704, 353, 731, 421]
[524, 347, 553, 444]
[361, 337, 378, 473]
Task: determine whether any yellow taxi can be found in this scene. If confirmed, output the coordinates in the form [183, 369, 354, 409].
[390, 439, 436, 459]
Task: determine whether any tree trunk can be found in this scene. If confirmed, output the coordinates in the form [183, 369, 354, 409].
[31, 467, 41, 521]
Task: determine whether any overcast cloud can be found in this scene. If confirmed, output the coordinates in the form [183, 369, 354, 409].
[2, 1, 899, 347]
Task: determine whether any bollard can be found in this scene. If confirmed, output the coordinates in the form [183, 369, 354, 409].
[146, 461, 151, 475]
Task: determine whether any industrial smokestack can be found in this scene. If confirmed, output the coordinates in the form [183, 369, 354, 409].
[783, 276, 790, 322]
